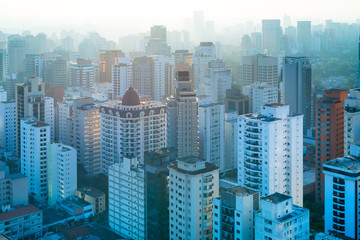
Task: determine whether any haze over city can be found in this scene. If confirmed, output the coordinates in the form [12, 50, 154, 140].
[0, 1, 359, 239]
[1, 0, 360, 39]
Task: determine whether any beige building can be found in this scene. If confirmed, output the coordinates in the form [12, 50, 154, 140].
[75, 187, 105, 215]
[167, 71, 199, 158]
[65, 98, 101, 176]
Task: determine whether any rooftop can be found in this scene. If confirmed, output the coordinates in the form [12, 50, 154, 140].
[223, 186, 258, 197]
[324, 156, 360, 171]
[262, 192, 292, 204]
[0, 205, 41, 222]
[122, 87, 140, 106]
[265, 103, 285, 108]
[76, 187, 105, 198]
[169, 157, 219, 175]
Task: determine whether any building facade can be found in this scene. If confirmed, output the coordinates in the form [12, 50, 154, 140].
[20, 117, 50, 202]
[47, 142, 77, 206]
[323, 152, 360, 239]
[144, 148, 176, 240]
[254, 193, 310, 239]
[344, 89, 360, 156]
[65, 97, 101, 176]
[0, 101, 16, 154]
[168, 156, 219, 240]
[282, 57, 312, 132]
[100, 87, 166, 174]
[238, 104, 304, 206]
[241, 54, 278, 88]
[315, 89, 348, 202]
[198, 98, 225, 170]
[108, 157, 145, 239]
[213, 186, 260, 240]
[167, 71, 199, 158]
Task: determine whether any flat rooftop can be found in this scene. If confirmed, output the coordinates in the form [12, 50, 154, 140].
[263, 192, 292, 204]
[76, 187, 104, 198]
[0, 205, 41, 222]
[223, 186, 258, 197]
[324, 156, 360, 171]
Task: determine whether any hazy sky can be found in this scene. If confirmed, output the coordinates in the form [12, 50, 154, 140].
[0, 0, 359, 39]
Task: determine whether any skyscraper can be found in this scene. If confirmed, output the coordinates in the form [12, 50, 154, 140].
[65, 97, 101, 176]
[297, 21, 312, 53]
[7, 36, 30, 74]
[213, 186, 260, 240]
[0, 101, 16, 154]
[202, 59, 231, 104]
[282, 57, 312, 131]
[241, 54, 278, 88]
[238, 104, 304, 206]
[262, 19, 282, 53]
[15, 77, 45, 156]
[315, 89, 348, 202]
[151, 25, 167, 42]
[193, 11, 204, 43]
[145, 26, 171, 56]
[193, 42, 216, 90]
[112, 58, 132, 99]
[0, 49, 6, 82]
[243, 82, 278, 113]
[99, 50, 125, 83]
[100, 87, 167, 174]
[167, 71, 199, 158]
[20, 117, 50, 202]
[47, 142, 77, 206]
[144, 148, 176, 240]
[108, 157, 145, 239]
[69, 58, 94, 89]
[132, 56, 154, 98]
[168, 156, 219, 240]
[225, 89, 250, 115]
[323, 151, 360, 239]
[199, 98, 225, 170]
[344, 89, 360, 156]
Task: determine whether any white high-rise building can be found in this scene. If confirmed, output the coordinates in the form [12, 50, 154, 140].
[0, 86, 7, 102]
[323, 146, 360, 239]
[45, 97, 55, 141]
[198, 97, 225, 170]
[0, 101, 16, 154]
[112, 58, 132, 99]
[201, 59, 231, 103]
[47, 142, 77, 206]
[167, 71, 199, 158]
[20, 117, 50, 202]
[243, 82, 278, 113]
[100, 87, 166, 174]
[225, 111, 238, 171]
[241, 54, 278, 88]
[168, 156, 219, 240]
[65, 97, 101, 176]
[238, 104, 303, 206]
[344, 89, 360, 156]
[108, 157, 145, 240]
[58, 97, 76, 143]
[213, 186, 260, 240]
[255, 193, 310, 239]
[152, 55, 175, 101]
[193, 42, 216, 90]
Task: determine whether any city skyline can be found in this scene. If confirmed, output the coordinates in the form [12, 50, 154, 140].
[1, 0, 360, 39]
